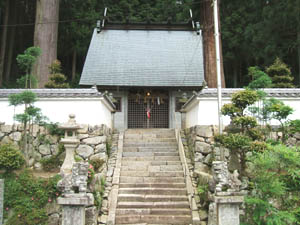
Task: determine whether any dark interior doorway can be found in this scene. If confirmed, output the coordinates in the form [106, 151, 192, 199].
[128, 90, 169, 128]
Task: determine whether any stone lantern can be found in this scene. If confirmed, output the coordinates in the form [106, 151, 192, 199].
[59, 114, 80, 177]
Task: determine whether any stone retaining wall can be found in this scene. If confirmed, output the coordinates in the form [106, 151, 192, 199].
[181, 125, 300, 225]
[0, 123, 119, 225]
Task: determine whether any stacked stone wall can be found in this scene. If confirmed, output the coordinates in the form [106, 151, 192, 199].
[0, 122, 119, 225]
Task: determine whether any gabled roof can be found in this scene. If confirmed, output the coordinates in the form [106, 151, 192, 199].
[80, 26, 205, 87]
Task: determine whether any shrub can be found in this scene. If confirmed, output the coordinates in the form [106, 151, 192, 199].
[289, 119, 300, 134]
[0, 144, 25, 171]
[1, 170, 61, 225]
[242, 144, 300, 224]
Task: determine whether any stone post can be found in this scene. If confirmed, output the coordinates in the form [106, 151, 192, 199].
[0, 179, 3, 225]
[208, 161, 244, 225]
[59, 114, 80, 177]
[58, 194, 91, 225]
[57, 162, 93, 225]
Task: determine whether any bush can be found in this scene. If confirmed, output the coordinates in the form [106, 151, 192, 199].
[289, 119, 300, 134]
[242, 144, 300, 224]
[0, 170, 61, 225]
[0, 144, 25, 171]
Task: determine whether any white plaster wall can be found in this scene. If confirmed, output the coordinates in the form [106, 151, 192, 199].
[0, 98, 113, 128]
[197, 98, 231, 126]
[186, 103, 199, 128]
[185, 97, 300, 128]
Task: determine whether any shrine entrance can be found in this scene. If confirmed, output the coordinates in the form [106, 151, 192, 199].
[127, 90, 169, 128]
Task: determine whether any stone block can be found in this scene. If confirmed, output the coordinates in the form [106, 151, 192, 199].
[90, 152, 107, 161]
[9, 132, 22, 142]
[199, 209, 208, 220]
[46, 200, 61, 215]
[85, 206, 98, 225]
[78, 124, 88, 134]
[228, 153, 241, 172]
[195, 142, 212, 155]
[78, 134, 89, 140]
[51, 144, 59, 155]
[195, 126, 213, 138]
[1, 125, 12, 133]
[39, 144, 52, 155]
[82, 136, 106, 145]
[195, 152, 205, 162]
[294, 132, 300, 140]
[194, 162, 210, 174]
[1, 136, 12, 144]
[48, 213, 60, 225]
[76, 145, 94, 159]
[95, 143, 106, 153]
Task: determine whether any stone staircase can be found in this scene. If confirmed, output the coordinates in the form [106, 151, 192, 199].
[115, 129, 192, 225]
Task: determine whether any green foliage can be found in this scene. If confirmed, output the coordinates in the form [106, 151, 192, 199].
[45, 60, 70, 88]
[93, 177, 106, 209]
[232, 116, 257, 130]
[221, 103, 241, 118]
[0, 144, 25, 171]
[247, 66, 272, 89]
[16, 47, 41, 88]
[263, 98, 294, 124]
[242, 144, 300, 224]
[40, 144, 65, 171]
[89, 158, 105, 172]
[266, 58, 294, 88]
[249, 141, 267, 153]
[215, 133, 251, 151]
[289, 120, 300, 134]
[0, 170, 61, 225]
[44, 122, 64, 136]
[231, 89, 259, 111]
[16, 75, 38, 89]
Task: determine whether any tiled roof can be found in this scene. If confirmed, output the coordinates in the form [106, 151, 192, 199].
[197, 88, 300, 97]
[80, 28, 205, 87]
[0, 88, 102, 98]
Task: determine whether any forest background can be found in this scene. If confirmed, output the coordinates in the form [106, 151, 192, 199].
[0, 0, 299, 88]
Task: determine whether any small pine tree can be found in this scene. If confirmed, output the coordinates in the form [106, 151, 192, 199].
[45, 60, 70, 88]
[266, 58, 294, 88]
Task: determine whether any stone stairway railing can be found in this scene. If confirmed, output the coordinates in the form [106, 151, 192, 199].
[175, 129, 201, 224]
[107, 132, 124, 225]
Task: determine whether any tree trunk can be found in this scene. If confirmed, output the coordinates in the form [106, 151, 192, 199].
[0, 0, 10, 87]
[200, 0, 225, 88]
[5, 0, 17, 84]
[33, 0, 60, 88]
[297, 29, 300, 85]
[72, 50, 77, 81]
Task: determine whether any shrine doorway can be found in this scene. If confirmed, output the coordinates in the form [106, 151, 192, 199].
[127, 90, 169, 128]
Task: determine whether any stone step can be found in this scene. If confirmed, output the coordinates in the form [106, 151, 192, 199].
[125, 129, 174, 134]
[119, 176, 185, 184]
[118, 194, 188, 202]
[124, 138, 176, 142]
[123, 147, 177, 152]
[122, 156, 180, 162]
[121, 161, 182, 166]
[122, 152, 179, 157]
[123, 142, 178, 147]
[119, 183, 186, 189]
[115, 214, 192, 224]
[120, 171, 184, 177]
[121, 165, 183, 172]
[117, 201, 190, 209]
[118, 188, 187, 195]
[116, 208, 191, 216]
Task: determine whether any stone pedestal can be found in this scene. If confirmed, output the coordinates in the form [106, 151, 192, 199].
[58, 194, 93, 225]
[209, 195, 244, 225]
[0, 179, 3, 225]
